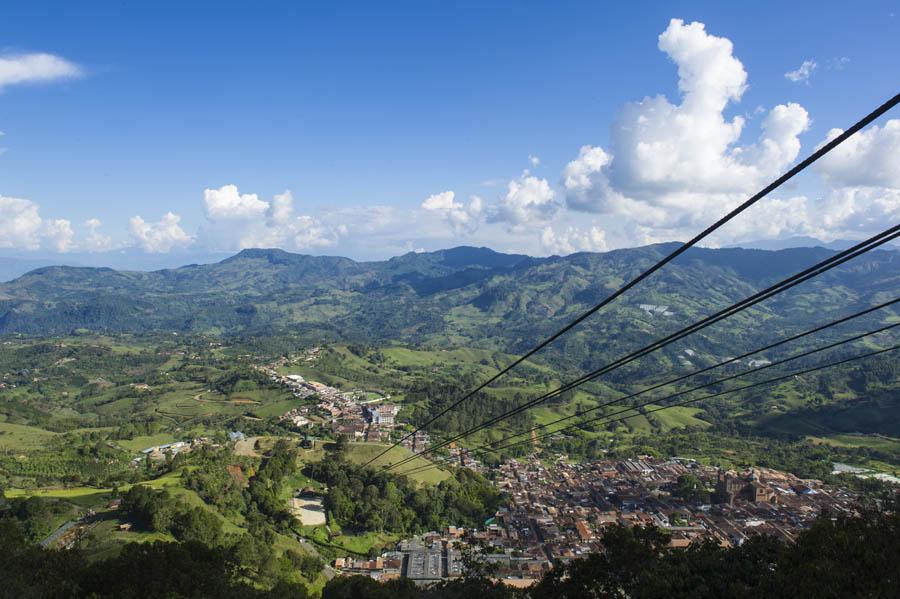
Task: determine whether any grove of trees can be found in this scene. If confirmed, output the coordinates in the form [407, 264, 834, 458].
[304, 458, 502, 534]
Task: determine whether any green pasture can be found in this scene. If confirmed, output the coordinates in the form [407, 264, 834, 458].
[0, 422, 57, 450]
[344, 442, 449, 486]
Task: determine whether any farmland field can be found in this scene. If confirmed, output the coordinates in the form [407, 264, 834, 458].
[0, 422, 58, 450]
[344, 442, 450, 485]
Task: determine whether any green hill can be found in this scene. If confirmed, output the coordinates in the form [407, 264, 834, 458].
[1, 245, 897, 364]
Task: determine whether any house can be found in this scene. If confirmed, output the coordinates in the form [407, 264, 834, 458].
[139, 441, 189, 460]
[365, 404, 398, 426]
[290, 415, 310, 427]
[574, 519, 594, 542]
[334, 421, 367, 438]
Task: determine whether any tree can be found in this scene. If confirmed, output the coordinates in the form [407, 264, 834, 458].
[268, 579, 310, 598]
[322, 576, 419, 599]
[530, 525, 669, 599]
[286, 550, 324, 580]
[674, 474, 709, 503]
[173, 506, 223, 546]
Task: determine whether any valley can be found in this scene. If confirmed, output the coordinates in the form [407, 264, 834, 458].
[1, 244, 898, 595]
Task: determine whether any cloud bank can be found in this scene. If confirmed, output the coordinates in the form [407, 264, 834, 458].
[200, 185, 345, 251]
[0, 195, 78, 252]
[129, 213, 193, 253]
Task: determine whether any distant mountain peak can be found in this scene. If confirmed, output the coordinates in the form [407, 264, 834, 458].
[227, 248, 294, 261]
[384, 245, 529, 268]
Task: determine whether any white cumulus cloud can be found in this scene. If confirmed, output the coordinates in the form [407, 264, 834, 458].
[421, 191, 484, 234]
[43, 219, 74, 252]
[203, 184, 269, 220]
[83, 218, 114, 251]
[816, 119, 900, 190]
[820, 187, 900, 235]
[200, 185, 344, 251]
[784, 59, 817, 84]
[0, 52, 82, 90]
[129, 212, 193, 253]
[490, 172, 558, 229]
[0, 196, 121, 253]
[267, 191, 294, 224]
[712, 119, 900, 242]
[562, 18, 809, 236]
[715, 196, 823, 242]
[794, 118, 900, 238]
[0, 195, 44, 249]
[540, 225, 609, 255]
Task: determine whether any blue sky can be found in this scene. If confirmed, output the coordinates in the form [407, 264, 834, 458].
[1, 1, 899, 262]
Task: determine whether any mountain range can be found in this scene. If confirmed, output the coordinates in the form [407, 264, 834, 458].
[0, 249, 234, 283]
[1, 244, 898, 375]
[4, 237, 899, 283]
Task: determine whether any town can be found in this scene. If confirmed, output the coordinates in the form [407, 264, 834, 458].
[62, 350, 877, 590]
[252, 353, 867, 587]
[329, 455, 860, 585]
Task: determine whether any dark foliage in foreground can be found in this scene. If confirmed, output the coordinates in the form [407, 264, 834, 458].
[1, 506, 897, 598]
[323, 507, 899, 599]
[0, 518, 306, 599]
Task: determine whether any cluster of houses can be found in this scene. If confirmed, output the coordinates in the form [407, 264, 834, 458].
[449, 443, 481, 469]
[130, 432, 245, 464]
[401, 430, 431, 453]
[332, 527, 493, 584]
[333, 525, 550, 586]
[328, 400, 401, 443]
[131, 440, 192, 463]
[336, 455, 861, 586]
[638, 303, 674, 317]
[492, 456, 858, 557]
[258, 361, 415, 445]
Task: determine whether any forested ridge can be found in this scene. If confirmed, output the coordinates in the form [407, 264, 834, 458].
[2, 245, 897, 367]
